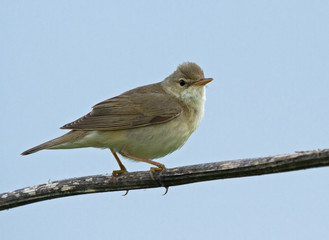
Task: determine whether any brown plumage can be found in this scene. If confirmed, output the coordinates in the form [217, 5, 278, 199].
[21, 131, 88, 155]
[21, 62, 212, 178]
[60, 83, 183, 131]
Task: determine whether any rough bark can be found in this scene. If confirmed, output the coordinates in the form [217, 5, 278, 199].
[1, 149, 329, 211]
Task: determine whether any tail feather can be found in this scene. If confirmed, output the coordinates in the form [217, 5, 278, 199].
[21, 130, 87, 155]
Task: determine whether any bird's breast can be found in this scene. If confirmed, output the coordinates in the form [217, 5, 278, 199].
[82, 112, 200, 160]
[73, 97, 205, 160]
[119, 115, 194, 159]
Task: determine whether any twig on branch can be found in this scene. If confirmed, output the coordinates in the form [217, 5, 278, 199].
[1, 148, 329, 211]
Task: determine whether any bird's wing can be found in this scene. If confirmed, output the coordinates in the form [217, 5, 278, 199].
[60, 83, 183, 130]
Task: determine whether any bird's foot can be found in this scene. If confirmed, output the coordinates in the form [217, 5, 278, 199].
[111, 168, 128, 184]
[150, 164, 166, 181]
[149, 164, 169, 195]
[111, 169, 129, 196]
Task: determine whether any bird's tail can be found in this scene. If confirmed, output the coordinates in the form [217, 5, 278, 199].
[21, 130, 87, 155]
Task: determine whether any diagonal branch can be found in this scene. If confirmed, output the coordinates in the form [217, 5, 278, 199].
[1, 148, 329, 211]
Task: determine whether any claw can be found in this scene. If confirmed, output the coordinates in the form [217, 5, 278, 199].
[149, 165, 166, 181]
[163, 186, 169, 195]
[122, 190, 129, 196]
[149, 165, 168, 195]
[112, 169, 128, 184]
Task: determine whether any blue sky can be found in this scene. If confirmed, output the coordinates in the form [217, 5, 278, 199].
[1, 1, 329, 239]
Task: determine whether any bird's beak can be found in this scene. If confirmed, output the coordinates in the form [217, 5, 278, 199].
[192, 78, 213, 86]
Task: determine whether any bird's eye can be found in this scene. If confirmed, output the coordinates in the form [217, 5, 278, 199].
[179, 79, 186, 86]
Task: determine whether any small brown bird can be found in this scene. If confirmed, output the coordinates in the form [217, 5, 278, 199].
[22, 62, 213, 177]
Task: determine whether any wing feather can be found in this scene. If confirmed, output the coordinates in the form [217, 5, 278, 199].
[60, 83, 182, 130]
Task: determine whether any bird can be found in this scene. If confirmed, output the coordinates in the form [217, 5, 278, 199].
[22, 62, 213, 180]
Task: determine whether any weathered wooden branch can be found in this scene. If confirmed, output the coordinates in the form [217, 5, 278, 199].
[1, 148, 329, 211]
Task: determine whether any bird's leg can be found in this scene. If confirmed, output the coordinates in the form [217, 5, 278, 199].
[110, 149, 129, 196]
[110, 148, 128, 185]
[110, 148, 128, 175]
[119, 152, 166, 180]
[117, 151, 169, 194]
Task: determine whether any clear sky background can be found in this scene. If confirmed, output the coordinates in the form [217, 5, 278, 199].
[1, 1, 329, 239]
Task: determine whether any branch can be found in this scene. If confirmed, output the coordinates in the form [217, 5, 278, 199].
[1, 148, 329, 211]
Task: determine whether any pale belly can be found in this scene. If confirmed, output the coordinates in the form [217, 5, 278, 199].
[62, 115, 196, 160]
